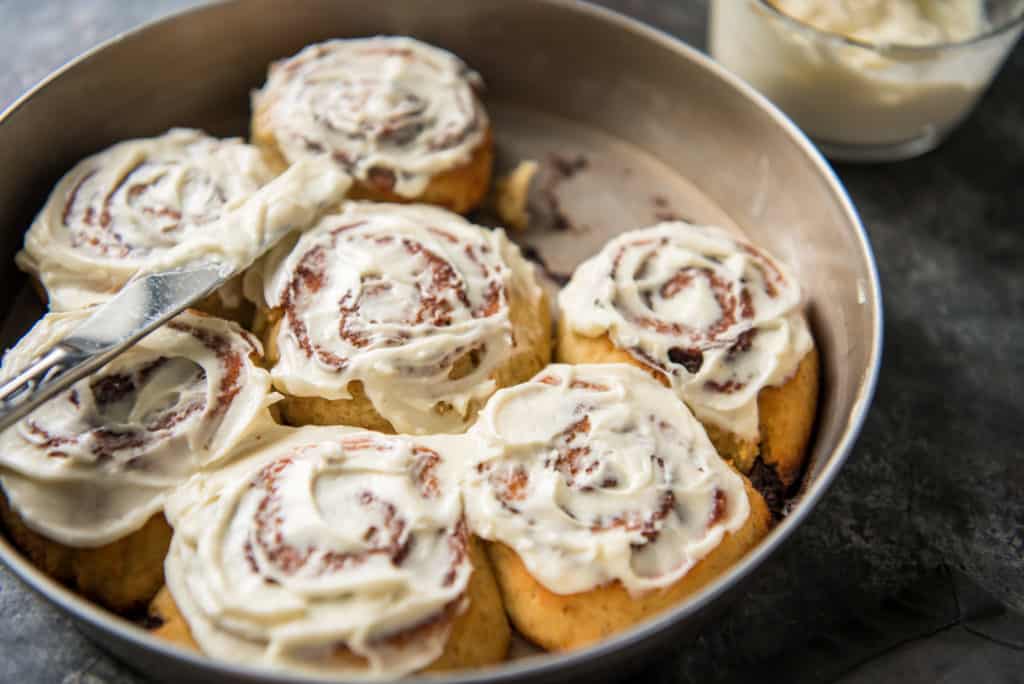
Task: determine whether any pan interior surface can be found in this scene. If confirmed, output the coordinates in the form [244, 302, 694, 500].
[0, 1, 880, 682]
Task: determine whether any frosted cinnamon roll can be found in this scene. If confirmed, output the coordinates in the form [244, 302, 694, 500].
[155, 427, 509, 676]
[463, 364, 770, 651]
[249, 202, 551, 434]
[17, 128, 350, 320]
[557, 222, 819, 488]
[252, 37, 493, 213]
[0, 310, 276, 612]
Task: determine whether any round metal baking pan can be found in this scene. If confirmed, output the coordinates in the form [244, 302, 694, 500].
[0, 1, 882, 682]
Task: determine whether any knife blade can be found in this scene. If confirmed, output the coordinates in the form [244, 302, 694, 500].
[0, 262, 230, 432]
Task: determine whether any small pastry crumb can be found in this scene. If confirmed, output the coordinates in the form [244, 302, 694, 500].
[492, 160, 539, 231]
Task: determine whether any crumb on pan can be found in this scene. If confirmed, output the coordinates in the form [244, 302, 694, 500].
[492, 160, 539, 231]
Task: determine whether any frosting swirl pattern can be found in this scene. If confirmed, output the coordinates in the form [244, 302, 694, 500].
[0, 310, 276, 547]
[254, 37, 488, 198]
[164, 427, 472, 677]
[18, 128, 351, 311]
[463, 364, 749, 595]
[255, 201, 539, 434]
[559, 222, 813, 440]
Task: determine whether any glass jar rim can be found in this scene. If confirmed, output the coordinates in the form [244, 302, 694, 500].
[754, 0, 1024, 54]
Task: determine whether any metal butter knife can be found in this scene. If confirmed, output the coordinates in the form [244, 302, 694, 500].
[0, 263, 231, 432]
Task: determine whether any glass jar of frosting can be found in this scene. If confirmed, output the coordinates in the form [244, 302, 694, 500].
[709, 0, 1024, 162]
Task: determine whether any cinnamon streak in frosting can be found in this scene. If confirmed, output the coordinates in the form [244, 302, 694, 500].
[18, 128, 351, 312]
[254, 36, 488, 198]
[251, 202, 542, 434]
[559, 222, 812, 441]
[0, 310, 277, 547]
[163, 426, 472, 678]
[462, 364, 750, 596]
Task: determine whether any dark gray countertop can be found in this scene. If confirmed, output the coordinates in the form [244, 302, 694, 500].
[1, 2, 1022, 682]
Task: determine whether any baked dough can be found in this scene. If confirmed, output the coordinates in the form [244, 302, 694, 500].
[250, 202, 551, 434]
[252, 37, 493, 213]
[557, 222, 818, 488]
[462, 364, 770, 650]
[0, 493, 172, 613]
[488, 479, 770, 651]
[149, 537, 509, 671]
[557, 323, 819, 488]
[159, 427, 509, 676]
[0, 310, 277, 612]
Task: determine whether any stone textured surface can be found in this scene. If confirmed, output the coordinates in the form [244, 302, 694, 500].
[0, 1, 1022, 682]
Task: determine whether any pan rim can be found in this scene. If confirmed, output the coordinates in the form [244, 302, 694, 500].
[0, 1, 883, 682]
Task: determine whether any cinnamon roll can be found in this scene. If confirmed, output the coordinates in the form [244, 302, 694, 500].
[249, 201, 551, 434]
[0, 310, 276, 612]
[557, 222, 819, 488]
[155, 427, 510, 676]
[17, 128, 350, 320]
[463, 364, 771, 651]
[252, 37, 493, 214]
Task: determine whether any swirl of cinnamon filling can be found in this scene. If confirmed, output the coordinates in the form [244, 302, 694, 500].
[253, 36, 487, 198]
[463, 364, 749, 595]
[17, 128, 351, 312]
[163, 427, 472, 677]
[254, 202, 540, 434]
[559, 222, 813, 441]
[0, 310, 276, 547]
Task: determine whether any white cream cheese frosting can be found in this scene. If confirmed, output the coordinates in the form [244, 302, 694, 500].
[254, 36, 488, 198]
[253, 201, 542, 434]
[462, 363, 750, 596]
[17, 128, 351, 311]
[710, 0, 995, 148]
[163, 426, 473, 678]
[0, 310, 278, 547]
[768, 0, 986, 46]
[558, 222, 813, 442]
